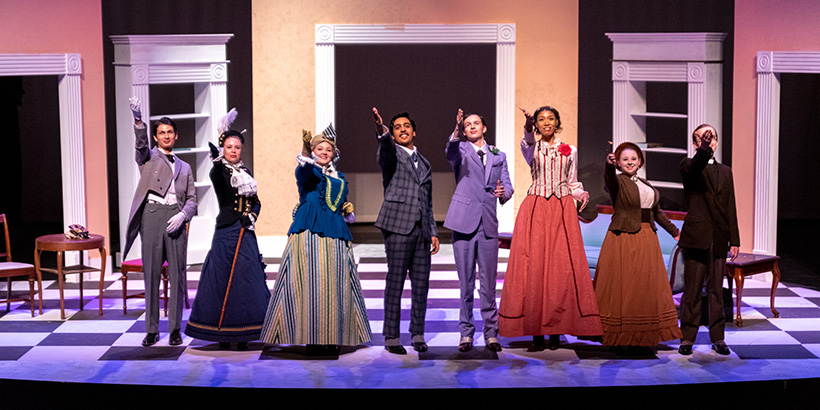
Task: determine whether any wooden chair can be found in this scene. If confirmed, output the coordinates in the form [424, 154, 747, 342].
[0, 214, 37, 316]
[119, 224, 190, 315]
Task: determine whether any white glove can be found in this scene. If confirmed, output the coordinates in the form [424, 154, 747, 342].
[166, 212, 186, 233]
[129, 96, 142, 122]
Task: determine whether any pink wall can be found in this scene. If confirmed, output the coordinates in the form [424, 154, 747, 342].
[734, 0, 820, 251]
[0, 0, 109, 246]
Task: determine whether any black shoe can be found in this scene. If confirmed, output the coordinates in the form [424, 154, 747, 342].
[486, 342, 502, 352]
[306, 344, 324, 356]
[529, 335, 546, 352]
[169, 330, 183, 346]
[385, 345, 407, 355]
[712, 343, 731, 356]
[412, 342, 428, 352]
[142, 333, 159, 347]
[325, 345, 341, 355]
[678, 344, 694, 355]
[548, 335, 560, 350]
[458, 342, 472, 352]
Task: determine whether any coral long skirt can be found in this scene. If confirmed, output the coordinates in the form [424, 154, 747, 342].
[593, 223, 682, 346]
[498, 195, 603, 337]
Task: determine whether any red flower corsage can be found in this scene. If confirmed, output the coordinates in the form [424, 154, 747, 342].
[558, 143, 571, 157]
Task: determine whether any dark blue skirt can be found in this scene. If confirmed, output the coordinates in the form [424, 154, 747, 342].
[185, 220, 271, 342]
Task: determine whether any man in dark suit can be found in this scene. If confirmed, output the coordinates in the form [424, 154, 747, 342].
[373, 107, 440, 355]
[677, 124, 739, 356]
[443, 109, 512, 353]
[123, 97, 197, 347]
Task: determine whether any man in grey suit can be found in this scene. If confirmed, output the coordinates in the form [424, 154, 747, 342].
[373, 107, 440, 355]
[444, 109, 513, 353]
[123, 97, 197, 347]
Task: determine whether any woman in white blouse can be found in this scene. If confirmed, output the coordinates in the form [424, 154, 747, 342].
[593, 142, 681, 348]
[498, 106, 603, 351]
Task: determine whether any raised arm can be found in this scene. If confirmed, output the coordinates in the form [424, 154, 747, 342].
[131, 97, 151, 165]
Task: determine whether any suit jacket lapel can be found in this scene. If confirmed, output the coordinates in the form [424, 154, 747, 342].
[483, 149, 495, 185]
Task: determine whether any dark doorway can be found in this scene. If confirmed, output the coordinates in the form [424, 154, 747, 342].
[777, 73, 820, 290]
[0, 76, 63, 265]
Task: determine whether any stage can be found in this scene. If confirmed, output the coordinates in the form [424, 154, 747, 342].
[2, 244, 820, 405]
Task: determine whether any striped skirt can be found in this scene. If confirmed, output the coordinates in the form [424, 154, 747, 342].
[259, 230, 372, 346]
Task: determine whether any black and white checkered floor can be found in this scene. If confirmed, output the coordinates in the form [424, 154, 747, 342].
[2, 244, 820, 390]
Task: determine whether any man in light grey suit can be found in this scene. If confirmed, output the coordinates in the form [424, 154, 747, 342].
[444, 109, 513, 353]
[123, 97, 197, 347]
[373, 107, 439, 355]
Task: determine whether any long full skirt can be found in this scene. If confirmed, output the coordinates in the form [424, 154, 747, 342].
[498, 195, 603, 337]
[259, 230, 372, 346]
[594, 223, 682, 346]
[185, 221, 271, 342]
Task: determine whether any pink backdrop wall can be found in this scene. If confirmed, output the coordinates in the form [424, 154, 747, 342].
[733, 0, 820, 251]
[0, 0, 109, 247]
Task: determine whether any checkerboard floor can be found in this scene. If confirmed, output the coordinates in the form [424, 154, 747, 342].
[2, 244, 820, 390]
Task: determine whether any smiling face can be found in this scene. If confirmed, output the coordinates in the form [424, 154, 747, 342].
[390, 116, 415, 149]
[462, 114, 486, 145]
[153, 124, 178, 153]
[617, 148, 642, 176]
[313, 141, 335, 166]
[535, 109, 559, 139]
[223, 136, 243, 164]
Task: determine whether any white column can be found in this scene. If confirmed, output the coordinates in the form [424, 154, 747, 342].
[495, 24, 516, 233]
[754, 52, 780, 255]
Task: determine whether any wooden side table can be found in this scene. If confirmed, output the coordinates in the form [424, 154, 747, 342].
[724, 252, 781, 327]
[34, 234, 107, 319]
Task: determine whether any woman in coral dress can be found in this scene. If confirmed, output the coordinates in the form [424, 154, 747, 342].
[499, 106, 602, 350]
[594, 142, 682, 347]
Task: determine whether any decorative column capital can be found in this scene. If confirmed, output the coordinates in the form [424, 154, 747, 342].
[757, 51, 774, 74]
[497, 24, 515, 44]
[687, 62, 705, 83]
[612, 62, 628, 81]
[316, 24, 335, 45]
[131, 65, 150, 85]
[211, 63, 228, 82]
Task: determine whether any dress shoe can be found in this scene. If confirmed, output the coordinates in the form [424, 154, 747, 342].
[712, 343, 731, 356]
[169, 330, 183, 346]
[485, 337, 502, 352]
[142, 333, 159, 347]
[529, 335, 546, 352]
[548, 335, 560, 350]
[385, 345, 407, 355]
[325, 345, 341, 355]
[412, 342, 428, 352]
[458, 342, 472, 352]
[678, 344, 694, 355]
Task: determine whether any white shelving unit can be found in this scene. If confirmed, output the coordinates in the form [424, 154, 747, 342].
[111, 34, 233, 264]
[607, 32, 726, 190]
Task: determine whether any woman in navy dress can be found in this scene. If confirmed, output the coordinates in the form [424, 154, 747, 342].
[184, 129, 271, 349]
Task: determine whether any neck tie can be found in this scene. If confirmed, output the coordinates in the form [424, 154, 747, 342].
[477, 150, 485, 168]
[166, 154, 175, 164]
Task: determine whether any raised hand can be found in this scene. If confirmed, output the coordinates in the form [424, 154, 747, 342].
[699, 129, 713, 151]
[129, 96, 142, 123]
[208, 141, 221, 161]
[606, 153, 616, 165]
[372, 107, 386, 135]
[454, 108, 464, 135]
[518, 105, 533, 133]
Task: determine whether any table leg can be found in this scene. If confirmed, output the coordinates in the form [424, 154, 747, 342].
[734, 267, 745, 327]
[771, 262, 781, 318]
[57, 251, 65, 320]
[34, 249, 43, 315]
[98, 247, 106, 316]
[27, 273, 35, 317]
[78, 251, 84, 311]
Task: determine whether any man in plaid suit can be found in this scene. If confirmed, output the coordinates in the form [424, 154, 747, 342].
[372, 107, 440, 355]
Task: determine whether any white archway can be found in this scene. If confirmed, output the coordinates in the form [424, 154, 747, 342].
[754, 51, 820, 255]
